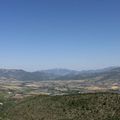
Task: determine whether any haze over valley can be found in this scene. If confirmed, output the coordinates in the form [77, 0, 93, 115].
[0, 67, 120, 99]
[0, 0, 120, 120]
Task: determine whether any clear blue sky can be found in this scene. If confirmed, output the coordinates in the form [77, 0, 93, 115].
[0, 0, 120, 71]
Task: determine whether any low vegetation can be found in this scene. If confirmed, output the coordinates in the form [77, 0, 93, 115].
[1, 93, 120, 120]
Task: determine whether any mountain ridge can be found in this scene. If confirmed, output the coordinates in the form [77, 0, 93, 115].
[0, 67, 120, 81]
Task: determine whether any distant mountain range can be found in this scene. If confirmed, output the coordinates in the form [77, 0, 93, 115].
[0, 67, 120, 82]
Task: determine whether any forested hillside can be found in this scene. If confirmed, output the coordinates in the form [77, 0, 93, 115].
[2, 93, 120, 120]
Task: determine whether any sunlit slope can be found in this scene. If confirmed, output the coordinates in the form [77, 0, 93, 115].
[6, 93, 120, 120]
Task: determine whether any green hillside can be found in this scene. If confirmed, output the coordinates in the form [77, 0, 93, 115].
[3, 93, 120, 120]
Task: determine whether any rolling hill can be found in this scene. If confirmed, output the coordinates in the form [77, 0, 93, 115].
[3, 93, 120, 120]
[0, 67, 120, 82]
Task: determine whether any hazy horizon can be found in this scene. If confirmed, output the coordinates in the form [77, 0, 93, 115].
[0, 0, 120, 71]
[0, 65, 119, 72]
